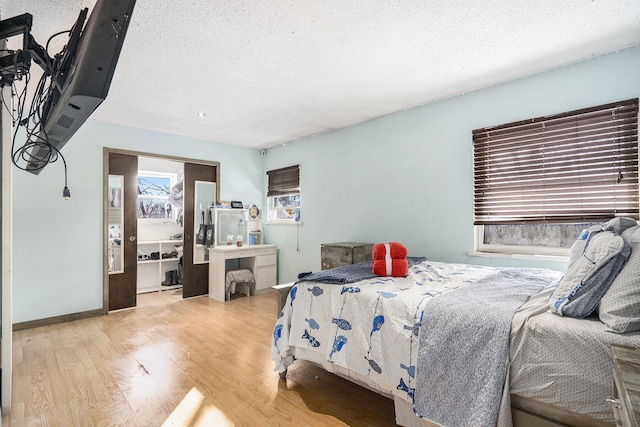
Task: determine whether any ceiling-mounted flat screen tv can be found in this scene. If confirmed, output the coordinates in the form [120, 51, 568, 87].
[26, 0, 136, 174]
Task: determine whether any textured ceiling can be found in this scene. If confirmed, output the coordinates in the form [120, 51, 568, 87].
[2, 0, 640, 149]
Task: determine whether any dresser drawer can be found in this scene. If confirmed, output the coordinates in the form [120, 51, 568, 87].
[255, 266, 276, 289]
[256, 255, 276, 267]
[255, 247, 276, 256]
[256, 275, 276, 289]
[224, 249, 253, 259]
[255, 265, 276, 279]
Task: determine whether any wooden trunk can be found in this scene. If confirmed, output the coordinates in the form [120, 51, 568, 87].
[321, 242, 373, 270]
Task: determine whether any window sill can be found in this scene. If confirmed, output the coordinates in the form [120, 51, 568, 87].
[468, 251, 569, 263]
[266, 221, 303, 226]
[139, 219, 178, 224]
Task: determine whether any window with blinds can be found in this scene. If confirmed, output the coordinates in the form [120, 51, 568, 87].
[473, 98, 639, 255]
[266, 165, 300, 222]
[267, 165, 300, 196]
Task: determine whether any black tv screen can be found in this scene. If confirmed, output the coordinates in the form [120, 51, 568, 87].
[26, 0, 136, 174]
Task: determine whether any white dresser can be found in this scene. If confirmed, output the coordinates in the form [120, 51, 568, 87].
[208, 244, 276, 301]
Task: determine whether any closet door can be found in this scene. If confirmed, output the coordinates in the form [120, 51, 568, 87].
[183, 162, 217, 298]
[108, 153, 138, 310]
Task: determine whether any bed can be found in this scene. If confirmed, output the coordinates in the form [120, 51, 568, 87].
[271, 249, 640, 427]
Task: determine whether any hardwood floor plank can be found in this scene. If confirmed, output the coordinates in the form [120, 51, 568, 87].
[3, 291, 397, 426]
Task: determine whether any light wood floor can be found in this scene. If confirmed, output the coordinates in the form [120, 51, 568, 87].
[2, 290, 396, 426]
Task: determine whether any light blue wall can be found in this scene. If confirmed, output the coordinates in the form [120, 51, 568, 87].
[263, 47, 640, 284]
[11, 47, 640, 323]
[12, 121, 262, 323]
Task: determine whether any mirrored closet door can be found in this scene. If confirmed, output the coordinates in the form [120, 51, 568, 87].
[182, 163, 217, 298]
[107, 153, 138, 311]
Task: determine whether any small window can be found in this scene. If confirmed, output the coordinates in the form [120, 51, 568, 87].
[137, 172, 176, 220]
[473, 98, 639, 256]
[269, 194, 300, 221]
[266, 165, 300, 223]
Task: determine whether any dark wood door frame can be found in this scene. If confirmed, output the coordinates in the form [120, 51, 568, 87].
[103, 148, 220, 311]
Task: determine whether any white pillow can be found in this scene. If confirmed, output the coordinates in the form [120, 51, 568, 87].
[603, 217, 638, 235]
[550, 229, 630, 317]
[599, 225, 640, 332]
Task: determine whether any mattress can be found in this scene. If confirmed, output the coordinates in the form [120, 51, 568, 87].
[272, 260, 640, 425]
[509, 284, 640, 423]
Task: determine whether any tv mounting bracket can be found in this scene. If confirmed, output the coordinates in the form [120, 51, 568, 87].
[0, 13, 52, 86]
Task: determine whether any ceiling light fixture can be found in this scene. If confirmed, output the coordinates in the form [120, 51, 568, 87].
[197, 112, 206, 118]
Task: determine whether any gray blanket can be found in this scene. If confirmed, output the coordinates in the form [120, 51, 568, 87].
[296, 257, 426, 285]
[413, 268, 553, 427]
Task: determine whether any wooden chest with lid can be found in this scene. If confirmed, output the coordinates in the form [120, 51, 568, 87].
[321, 242, 373, 270]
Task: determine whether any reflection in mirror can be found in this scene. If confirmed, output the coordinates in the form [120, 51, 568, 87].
[108, 175, 124, 274]
[194, 181, 216, 264]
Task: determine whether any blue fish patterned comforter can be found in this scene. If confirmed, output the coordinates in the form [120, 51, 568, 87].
[272, 261, 550, 406]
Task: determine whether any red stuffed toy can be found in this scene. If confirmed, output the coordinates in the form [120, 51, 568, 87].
[372, 242, 409, 277]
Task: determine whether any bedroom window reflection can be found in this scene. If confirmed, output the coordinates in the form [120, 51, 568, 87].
[473, 98, 639, 257]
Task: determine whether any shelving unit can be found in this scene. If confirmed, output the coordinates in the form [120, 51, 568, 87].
[137, 240, 182, 294]
[248, 218, 262, 245]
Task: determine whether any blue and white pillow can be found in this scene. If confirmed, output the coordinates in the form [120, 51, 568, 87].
[549, 227, 631, 318]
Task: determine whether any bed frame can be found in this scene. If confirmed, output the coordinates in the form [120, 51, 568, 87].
[510, 396, 614, 427]
[273, 269, 618, 427]
[280, 363, 614, 427]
